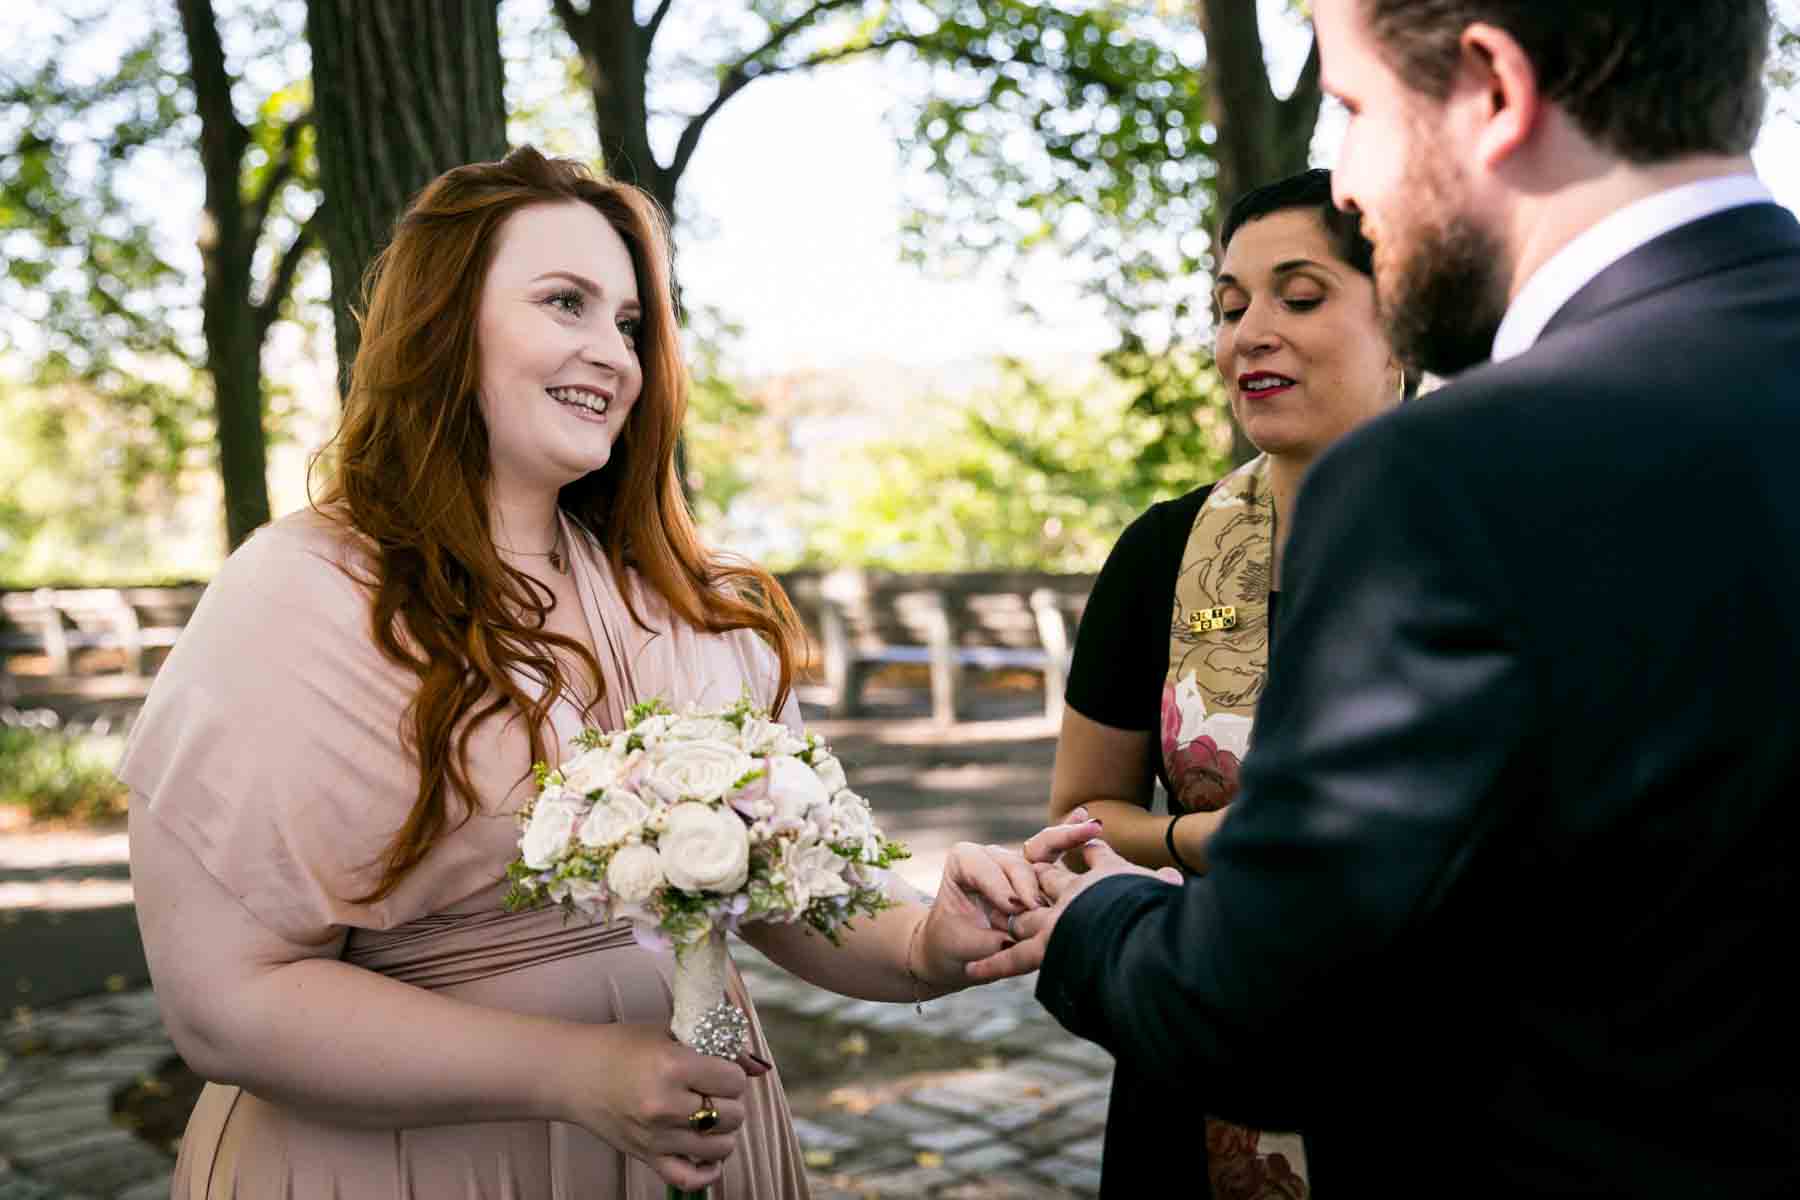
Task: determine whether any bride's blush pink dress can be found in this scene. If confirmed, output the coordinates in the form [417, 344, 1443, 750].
[119, 509, 810, 1199]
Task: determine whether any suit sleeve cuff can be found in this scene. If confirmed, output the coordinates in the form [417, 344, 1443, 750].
[1035, 872, 1167, 1044]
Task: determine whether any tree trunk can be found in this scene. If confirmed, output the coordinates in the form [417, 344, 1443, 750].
[1196, 0, 1322, 464]
[552, 0, 675, 217]
[306, 0, 508, 393]
[177, 0, 272, 550]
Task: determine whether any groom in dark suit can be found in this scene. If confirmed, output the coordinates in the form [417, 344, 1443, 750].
[989, 1, 1800, 1194]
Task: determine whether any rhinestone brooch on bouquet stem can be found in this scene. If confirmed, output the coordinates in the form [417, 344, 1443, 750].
[688, 1001, 750, 1060]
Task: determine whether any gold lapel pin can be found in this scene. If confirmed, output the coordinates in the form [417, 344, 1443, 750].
[1187, 605, 1237, 634]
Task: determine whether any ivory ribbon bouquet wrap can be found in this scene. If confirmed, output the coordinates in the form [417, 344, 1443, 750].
[502, 697, 910, 1196]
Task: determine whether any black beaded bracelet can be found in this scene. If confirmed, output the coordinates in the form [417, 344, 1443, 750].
[1165, 813, 1200, 874]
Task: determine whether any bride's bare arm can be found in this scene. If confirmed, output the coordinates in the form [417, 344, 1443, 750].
[129, 797, 744, 1189]
[739, 690, 1099, 999]
[737, 820, 1103, 1000]
[738, 900, 942, 1004]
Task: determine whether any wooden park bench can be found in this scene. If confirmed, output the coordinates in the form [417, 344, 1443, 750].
[782, 569, 1094, 725]
[0, 586, 204, 701]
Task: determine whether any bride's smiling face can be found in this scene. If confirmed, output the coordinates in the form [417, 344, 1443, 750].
[474, 201, 644, 501]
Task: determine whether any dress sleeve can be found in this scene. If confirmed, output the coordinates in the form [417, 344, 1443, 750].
[1065, 488, 1209, 731]
[116, 517, 439, 944]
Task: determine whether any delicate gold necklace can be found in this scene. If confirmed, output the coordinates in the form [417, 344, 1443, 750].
[496, 525, 568, 575]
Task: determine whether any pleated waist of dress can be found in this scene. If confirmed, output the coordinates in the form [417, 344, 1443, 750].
[342, 900, 641, 990]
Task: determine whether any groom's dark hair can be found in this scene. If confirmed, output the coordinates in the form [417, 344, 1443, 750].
[1361, 0, 1771, 162]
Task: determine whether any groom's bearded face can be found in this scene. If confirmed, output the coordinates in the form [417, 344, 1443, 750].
[1367, 117, 1512, 377]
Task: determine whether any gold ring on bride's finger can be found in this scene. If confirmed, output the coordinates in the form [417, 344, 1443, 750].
[687, 1097, 721, 1133]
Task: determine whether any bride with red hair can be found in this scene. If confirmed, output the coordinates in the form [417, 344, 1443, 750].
[122, 146, 1087, 1198]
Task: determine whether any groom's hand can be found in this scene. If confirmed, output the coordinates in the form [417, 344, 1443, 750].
[965, 819, 1179, 983]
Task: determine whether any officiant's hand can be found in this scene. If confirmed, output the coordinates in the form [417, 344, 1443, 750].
[966, 811, 1180, 982]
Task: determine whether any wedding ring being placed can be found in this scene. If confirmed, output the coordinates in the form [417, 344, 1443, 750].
[687, 1096, 721, 1133]
[1005, 911, 1020, 940]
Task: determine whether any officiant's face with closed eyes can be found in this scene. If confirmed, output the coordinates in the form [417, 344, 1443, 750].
[474, 201, 645, 500]
[1214, 208, 1399, 462]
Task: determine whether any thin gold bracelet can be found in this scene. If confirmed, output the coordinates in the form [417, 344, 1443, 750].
[904, 910, 930, 1014]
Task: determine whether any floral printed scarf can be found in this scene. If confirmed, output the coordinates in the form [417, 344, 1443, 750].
[1161, 453, 1270, 815]
[1160, 452, 1311, 1198]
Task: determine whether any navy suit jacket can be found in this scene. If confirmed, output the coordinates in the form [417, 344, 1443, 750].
[1040, 201, 1800, 1196]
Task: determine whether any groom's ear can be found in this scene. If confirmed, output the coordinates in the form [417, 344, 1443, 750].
[1452, 22, 1542, 174]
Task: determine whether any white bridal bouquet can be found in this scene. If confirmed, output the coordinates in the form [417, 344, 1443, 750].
[503, 695, 909, 1087]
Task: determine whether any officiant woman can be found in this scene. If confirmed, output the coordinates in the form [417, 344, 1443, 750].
[1042, 168, 1412, 1197]
[121, 145, 1088, 1200]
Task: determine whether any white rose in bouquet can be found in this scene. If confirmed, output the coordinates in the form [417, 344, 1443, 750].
[577, 789, 650, 848]
[667, 715, 740, 743]
[765, 754, 831, 825]
[660, 801, 751, 893]
[520, 795, 584, 869]
[644, 740, 755, 804]
[606, 842, 666, 904]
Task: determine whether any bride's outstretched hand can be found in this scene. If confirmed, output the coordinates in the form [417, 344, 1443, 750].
[911, 813, 1107, 987]
[909, 839, 1043, 990]
[965, 807, 1181, 984]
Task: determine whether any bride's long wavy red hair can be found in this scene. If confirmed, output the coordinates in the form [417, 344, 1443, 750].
[314, 146, 803, 902]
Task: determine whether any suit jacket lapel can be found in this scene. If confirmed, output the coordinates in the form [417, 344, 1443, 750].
[1542, 202, 1800, 341]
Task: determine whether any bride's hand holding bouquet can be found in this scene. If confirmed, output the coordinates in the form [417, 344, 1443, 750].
[502, 697, 1071, 1194]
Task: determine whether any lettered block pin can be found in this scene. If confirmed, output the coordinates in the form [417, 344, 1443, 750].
[1187, 605, 1237, 634]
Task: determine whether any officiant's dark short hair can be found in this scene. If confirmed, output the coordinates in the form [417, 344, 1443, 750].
[1219, 169, 1374, 276]
[1361, 0, 1770, 161]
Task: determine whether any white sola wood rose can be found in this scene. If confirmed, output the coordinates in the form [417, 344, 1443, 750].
[605, 842, 664, 904]
[665, 715, 740, 743]
[577, 790, 650, 849]
[519, 793, 583, 870]
[658, 801, 750, 1052]
[660, 801, 751, 893]
[643, 740, 755, 804]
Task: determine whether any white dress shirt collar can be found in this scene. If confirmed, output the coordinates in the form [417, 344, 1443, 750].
[1490, 173, 1774, 363]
